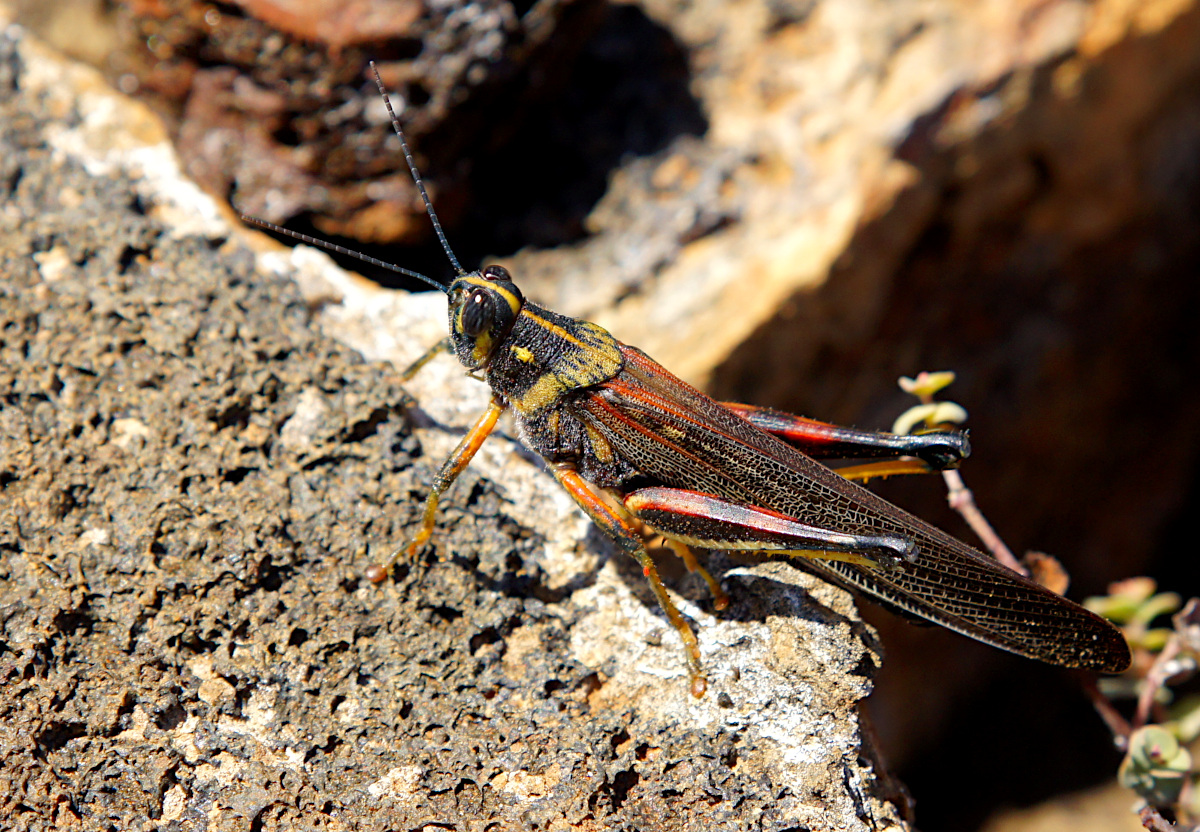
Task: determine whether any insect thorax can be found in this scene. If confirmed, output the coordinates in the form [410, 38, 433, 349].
[483, 303, 639, 483]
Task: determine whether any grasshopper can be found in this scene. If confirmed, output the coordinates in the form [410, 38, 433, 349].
[247, 65, 1131, 697]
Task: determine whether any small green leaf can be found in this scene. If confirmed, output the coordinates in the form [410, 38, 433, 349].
[1138, 627, 1175, 652]
[1168, 694, 1200, 744]
[1132, 593, 1184, 628]
[898, 371, 957, 398]
[1085, 578, 1174, 626]
[1119, 725, 1193, 806]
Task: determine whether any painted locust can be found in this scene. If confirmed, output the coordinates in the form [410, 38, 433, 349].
[246, 66, 1131, 697]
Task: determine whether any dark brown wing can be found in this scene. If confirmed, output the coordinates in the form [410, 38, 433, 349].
[577, 345, 1129, 672]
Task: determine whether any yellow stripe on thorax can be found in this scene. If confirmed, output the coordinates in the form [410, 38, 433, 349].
[523, 309, 611, 354]
[506, 308, 623, 417]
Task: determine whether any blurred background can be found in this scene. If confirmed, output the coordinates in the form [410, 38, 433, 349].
[7, 0, 1199, 828]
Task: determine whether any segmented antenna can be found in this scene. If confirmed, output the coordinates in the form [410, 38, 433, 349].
[369, 61, 466, 277]
[240, 216, 448, 293]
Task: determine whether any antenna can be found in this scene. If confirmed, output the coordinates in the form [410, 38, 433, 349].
[369, 61, 466, 277]
[240, 216, 448, 293]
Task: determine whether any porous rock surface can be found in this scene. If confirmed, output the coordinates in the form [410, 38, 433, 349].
[0, 23, 907, 832]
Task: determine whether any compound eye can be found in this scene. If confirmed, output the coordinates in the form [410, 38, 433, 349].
[461, 290, 494, 337]
[481, 265, 511, 283]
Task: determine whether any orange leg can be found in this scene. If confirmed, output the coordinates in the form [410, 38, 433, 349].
[369, 395, 506, 581]
[833, 458, 939, 483]
[626, 514, 730, 611]
[399, 337, 452, 381]
[552, 464, 708, 698]
[663, 540, 730, 611]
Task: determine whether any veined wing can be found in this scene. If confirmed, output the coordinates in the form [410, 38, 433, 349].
[577, 345, 1130, 672]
